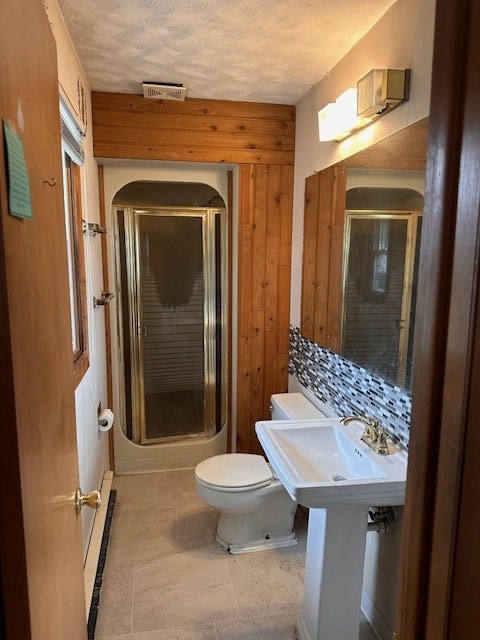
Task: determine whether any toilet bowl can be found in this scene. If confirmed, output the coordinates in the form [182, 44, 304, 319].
[194, 392, 327, 553]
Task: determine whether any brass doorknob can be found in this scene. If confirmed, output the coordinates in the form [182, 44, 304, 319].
[74, 488, 101, 514]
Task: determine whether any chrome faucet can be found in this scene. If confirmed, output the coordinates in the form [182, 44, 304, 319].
[340, 415, 390, 455]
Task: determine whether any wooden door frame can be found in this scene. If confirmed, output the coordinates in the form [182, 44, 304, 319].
[399, 0, 480, 637]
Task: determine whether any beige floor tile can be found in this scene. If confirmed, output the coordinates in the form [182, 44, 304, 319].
[98, 472, 380, 640]
[97, 623, 216, 640]
[113, 473, 159, 514]
[132, 552, 239, 633]
[226, 545, 304, 619]
[176, 504, 219, 552]
[215, 612, 298, 639]
[95, 561, 134, 638]
[156, 469, 203, 509]
[107, 507, 179, 563]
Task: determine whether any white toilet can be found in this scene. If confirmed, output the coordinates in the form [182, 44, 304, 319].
[195, 392, 327, 553]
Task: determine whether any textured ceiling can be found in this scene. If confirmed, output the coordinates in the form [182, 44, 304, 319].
[58, 0, 396, 105]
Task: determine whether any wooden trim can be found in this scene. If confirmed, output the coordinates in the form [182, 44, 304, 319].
[398, 0, 476, 637]
[227, 170, 233, 453]
[300, 167, 345, 350]
[71, 161, 89, 387]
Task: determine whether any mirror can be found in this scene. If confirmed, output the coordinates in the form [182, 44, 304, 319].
[300, 118, 428, 390]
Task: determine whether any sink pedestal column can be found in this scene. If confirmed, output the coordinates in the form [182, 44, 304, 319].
[296, 506, 369, 640]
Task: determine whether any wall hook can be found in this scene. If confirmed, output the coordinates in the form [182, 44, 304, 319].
[93, 291, 115, 308]
[82, 220, 107, 236]
[43, 177, 57, 187]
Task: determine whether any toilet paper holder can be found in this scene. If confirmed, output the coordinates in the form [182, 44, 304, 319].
[97, 408, 115, 432]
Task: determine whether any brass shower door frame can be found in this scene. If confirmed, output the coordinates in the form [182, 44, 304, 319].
[118, 206, 227, 445]
[341, 209, 422, 387]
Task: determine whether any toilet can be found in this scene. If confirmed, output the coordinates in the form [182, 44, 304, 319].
[195, 392, 328, 553]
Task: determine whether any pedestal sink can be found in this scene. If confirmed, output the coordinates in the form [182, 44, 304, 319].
[255, 418, 408, 640]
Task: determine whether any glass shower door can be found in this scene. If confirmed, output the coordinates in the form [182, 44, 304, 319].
[342, 212, 419, 387]
[125, 208, 218, 444]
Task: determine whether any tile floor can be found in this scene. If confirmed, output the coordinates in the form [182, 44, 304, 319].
[95, 469, 378, 640]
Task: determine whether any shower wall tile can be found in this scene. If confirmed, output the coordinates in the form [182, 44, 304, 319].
[289, 326, 411, 450]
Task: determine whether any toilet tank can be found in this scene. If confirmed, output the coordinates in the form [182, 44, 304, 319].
[270, 393, 327, 420]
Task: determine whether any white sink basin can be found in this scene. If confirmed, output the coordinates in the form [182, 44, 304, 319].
[255, 418, 407, 507]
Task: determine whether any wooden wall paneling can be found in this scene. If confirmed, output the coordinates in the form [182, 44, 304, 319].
[344, 119, 428, 171]
[314, 170, 334, 345]
[266, 165, 282, 237]
[92, 92, 295, 165]
[250, 310, 265, 378]
[277, 263, 292, 355]
[92, 143, 294, 165]
[277, 166, 293, 373]
[92, 92, 295, 120]
[94, 126, 295, 152]
[326, 166, 346, 353]
[237, 165, 255, 452]
[301, 173, 321, 339]
[252, 205, 266, 311]
[265, 237, 279, 333]
[279, 166, 294, 267]
[93, 109, 296, 136]
[236, 161, 293, 454]
[301, 234, 317, 339]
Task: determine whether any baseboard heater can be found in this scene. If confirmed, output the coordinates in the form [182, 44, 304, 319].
[87, 490, 117, 640]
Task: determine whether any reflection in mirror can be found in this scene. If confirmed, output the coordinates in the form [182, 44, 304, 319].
[300, 118, 428, 391]
[342, 188, 423, 388]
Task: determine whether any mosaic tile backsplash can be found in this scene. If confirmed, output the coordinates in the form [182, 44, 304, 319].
[289, 326, 411, 450]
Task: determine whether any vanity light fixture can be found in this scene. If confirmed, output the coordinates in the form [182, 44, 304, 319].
[318, 69, 410, 142]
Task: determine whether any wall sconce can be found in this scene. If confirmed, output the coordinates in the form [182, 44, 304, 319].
[318, 69, 410, 142]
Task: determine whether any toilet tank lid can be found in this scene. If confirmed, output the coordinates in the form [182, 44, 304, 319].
[271, 392, 327, 419]
[195, 454, 272, 489]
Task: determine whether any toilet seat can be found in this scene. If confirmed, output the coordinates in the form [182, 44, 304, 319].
[195, 453, 273, 492]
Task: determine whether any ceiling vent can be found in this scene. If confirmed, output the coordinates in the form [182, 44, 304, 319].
[357, 69, 410, 118]
[142, 82, 187, 101]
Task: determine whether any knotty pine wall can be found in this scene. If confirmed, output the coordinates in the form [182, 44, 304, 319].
[91, 92, 295, 454]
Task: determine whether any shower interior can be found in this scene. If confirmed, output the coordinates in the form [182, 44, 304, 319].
[112, 181, 227, 446]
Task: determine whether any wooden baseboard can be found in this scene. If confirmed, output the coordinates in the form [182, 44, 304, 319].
[83, 471, 114, 618]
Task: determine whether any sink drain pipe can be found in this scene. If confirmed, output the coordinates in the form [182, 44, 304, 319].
[367, 506, 399, 534]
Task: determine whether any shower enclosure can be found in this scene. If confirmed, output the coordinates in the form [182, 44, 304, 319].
[114, 205, 227, 445]
[341, 187, 423, 389]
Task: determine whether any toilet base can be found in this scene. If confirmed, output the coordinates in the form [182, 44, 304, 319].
[215, 529, 298, 554]
[213, 488, 299, 554]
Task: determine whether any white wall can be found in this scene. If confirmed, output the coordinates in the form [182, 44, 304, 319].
[47, 1, 110, 559]
[290, 0, 436, 637]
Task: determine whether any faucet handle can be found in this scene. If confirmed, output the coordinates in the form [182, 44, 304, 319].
[361, 415, 380, 429]
[375, 426, 390, 455]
